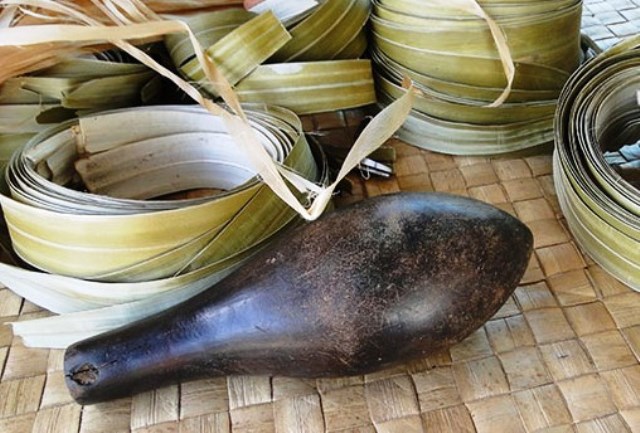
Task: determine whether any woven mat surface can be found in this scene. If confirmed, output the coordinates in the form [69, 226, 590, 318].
[1, 2, 640, 432]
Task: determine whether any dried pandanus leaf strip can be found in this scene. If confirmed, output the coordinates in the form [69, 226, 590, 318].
[377, 73, 556, 125]
[390, 100, 554, 155]
[180, 10, 291, 95]
[371, 47, 560, 103]
[164, 8, 254, 68]
[271, 0, 371, 62]
[247, 0, 319, 27]
[235, 59, 376, 114]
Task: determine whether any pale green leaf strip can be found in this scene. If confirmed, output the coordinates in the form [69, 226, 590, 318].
[371, 47, 559, 103]
[0, 104, 62, 133]
[554, 154, 640, 290]
[61, 70, 154, 109]
[385, 97, 554, 156]
[249, 0, 319, 26]
[40, 57, 149, 78]
[378, 73, 555, 124]
[273, 0, 370, 62]
[0, 78, 55, 104]
[180, 11, 292, 95]
[373, 32, 569, 91]
[370, 5, 582, 73]
[10, 265, 239, 348]
[235, 60, 376, 114]
[334, 28, 368, 59]
[164, 8, 255, 68]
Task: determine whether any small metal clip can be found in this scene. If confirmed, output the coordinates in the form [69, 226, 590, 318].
[358, 158, 392, 179]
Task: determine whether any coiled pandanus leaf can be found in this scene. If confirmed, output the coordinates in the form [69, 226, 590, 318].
[2, 104, 319, 280]
[554, 35, 640, 290]
[372, 0, 583, 155]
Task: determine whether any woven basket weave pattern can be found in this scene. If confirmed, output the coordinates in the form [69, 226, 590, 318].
[1, 1, 640, 432]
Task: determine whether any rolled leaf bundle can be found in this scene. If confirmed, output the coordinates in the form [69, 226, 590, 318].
[372, 0, 583, 155]
[165, 2, 376, 114]
[554, 36, 640, 291]
[0, 0, 413, 224]
[2, 104, 320, 281]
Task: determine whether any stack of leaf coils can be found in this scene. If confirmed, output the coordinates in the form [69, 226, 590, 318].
[1, 104, 327, 347]
[554, 36, 640, 291]
[164, 0, 376, 115]
[371, 0, 583, 155]
[0, 55, 157, 169]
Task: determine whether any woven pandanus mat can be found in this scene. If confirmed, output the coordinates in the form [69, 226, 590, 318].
[1, 2, 640, 432]
[582, 0, 640, 48]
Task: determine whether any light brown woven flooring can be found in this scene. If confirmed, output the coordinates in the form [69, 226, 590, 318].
[1, 2, 640, 432]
